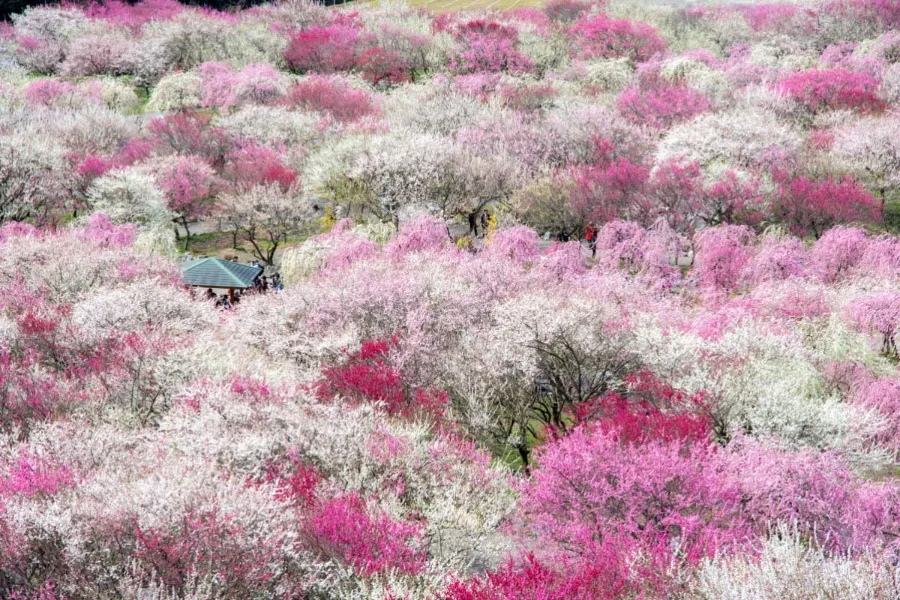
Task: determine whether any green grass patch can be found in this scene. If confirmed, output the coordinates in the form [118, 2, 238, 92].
[179, 230, 312, 265]
[884, 200, 900, 234]
[179, 231, 240, 256]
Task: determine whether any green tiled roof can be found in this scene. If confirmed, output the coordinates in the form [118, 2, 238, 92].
[182, 258, 263, 289]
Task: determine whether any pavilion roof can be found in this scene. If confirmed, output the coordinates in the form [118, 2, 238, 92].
[181, 257, 263, 289]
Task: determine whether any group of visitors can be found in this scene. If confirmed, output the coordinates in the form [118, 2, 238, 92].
[252, 272, 282, 294]
[544, 226, 598, 257]
[202, 272, 283, 310]
[467, 209, 492, 238]
[204, 287, 235, 309]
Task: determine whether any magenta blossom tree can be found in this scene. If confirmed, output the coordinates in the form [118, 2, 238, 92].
[777, 68, 885, 115]
[617, 79, 709, 130]
[567, 12, 665, 62]
[449, 20, 533, 74]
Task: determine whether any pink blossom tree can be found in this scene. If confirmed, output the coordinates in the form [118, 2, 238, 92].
[544, 0, 593, 24]
[692, 225, 754, 295]
[515, 428, 751, 567]
[151, 155, 217, 250]
[810, 225, 870, 282]
[288, 75, 379, 122]
[198, 61, 287, 111]
[743, 235, 810, 284]
[846, 293, 900, 359]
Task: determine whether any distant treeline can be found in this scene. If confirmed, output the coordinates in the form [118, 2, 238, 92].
[1, 0, 350, 20]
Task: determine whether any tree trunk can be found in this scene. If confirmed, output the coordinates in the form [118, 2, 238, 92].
[180, 217, 192, 252]
[517, 445, 530, 473]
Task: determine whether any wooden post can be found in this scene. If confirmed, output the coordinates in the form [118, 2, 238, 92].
[229, 288, 235, 303]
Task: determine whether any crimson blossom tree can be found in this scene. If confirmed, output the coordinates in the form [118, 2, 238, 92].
[773, 172, 882, 238]
[569, 157, 649, 229]
[315, 337, 449, 423]
[443, 549, 631, 600]
[146, 112, 230, 165]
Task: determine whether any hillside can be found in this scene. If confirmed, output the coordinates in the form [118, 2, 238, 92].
[0, 0, 899, 597]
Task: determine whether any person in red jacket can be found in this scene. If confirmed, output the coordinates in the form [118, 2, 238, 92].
[585, 224, 597, 258]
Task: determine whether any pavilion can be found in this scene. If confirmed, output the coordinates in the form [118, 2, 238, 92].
[181, 257, 263, 301]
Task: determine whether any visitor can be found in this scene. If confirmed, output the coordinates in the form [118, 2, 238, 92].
[585, 224, 597, 258]
[480, 210, 490, 237]
[205, 288, 216, 300]
[468, 212, 478, 238]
